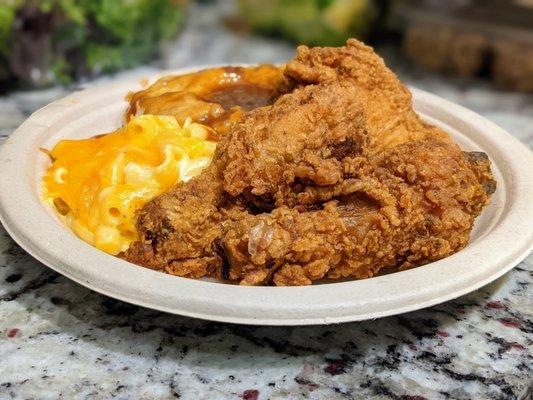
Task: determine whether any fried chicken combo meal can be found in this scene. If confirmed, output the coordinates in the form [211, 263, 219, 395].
[43, 39, 496, 286]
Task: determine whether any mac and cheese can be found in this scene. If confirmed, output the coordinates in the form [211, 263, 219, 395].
[43, 115, 216, 255]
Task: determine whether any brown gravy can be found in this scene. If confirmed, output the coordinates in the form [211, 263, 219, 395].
[202, 83, 276, 111]
[126, 65, 286, 138]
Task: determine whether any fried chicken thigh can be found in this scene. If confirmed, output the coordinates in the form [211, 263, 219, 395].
[222, 139, 494, 285]
[125, 39, 495, 286]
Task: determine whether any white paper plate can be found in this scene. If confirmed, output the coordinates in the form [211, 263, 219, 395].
[0, 66, 532, 325]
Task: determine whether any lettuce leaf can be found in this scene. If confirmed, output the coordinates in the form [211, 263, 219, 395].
[1, 0, 185, 87]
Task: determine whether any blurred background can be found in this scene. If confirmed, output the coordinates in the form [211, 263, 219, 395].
[0, 0, 532, 144]
[1, 0, 533, 91]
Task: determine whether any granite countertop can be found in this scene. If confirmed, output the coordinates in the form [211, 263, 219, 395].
[0, 2, 532, 399]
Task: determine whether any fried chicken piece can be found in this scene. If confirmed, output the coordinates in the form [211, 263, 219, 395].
[285, 39, 450, 153]
[125, 154, 250, 279]
[125, 164, 224, 278]
[222, 39, 452, 210]
[222, 82, 368, 209]
[221, 139, 495, 285]
[125, 50, 368, 278]
[126, 39, 495, 286]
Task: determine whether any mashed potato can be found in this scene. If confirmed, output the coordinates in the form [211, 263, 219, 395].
[43, 115, 216, 255]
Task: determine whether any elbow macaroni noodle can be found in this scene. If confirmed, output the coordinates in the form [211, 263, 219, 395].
[43, 115, 216, 255]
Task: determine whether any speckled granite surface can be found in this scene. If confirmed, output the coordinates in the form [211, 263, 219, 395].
[0, 2, 532, 399]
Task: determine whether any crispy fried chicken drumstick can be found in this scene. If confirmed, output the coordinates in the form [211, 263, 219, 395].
[125, 39, 495, 286]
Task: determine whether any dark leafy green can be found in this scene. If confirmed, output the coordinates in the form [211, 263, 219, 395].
[0, 0, 186, 90]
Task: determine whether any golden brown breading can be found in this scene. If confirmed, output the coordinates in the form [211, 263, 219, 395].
[126, 65, 288, 138]
[125, 157, 250, 279]
[221, 139, 495, 285]
[221, 40, 453, 211]
[222, 82, 368, 209]
[285, 39, 450, 152]
[125, 39, 495, 285]
[125, 164, 225, 278]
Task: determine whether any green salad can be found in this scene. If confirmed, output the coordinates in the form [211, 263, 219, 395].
[0, 0, 186, 89]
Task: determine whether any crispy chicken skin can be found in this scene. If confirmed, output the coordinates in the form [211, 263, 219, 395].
[125, 39, 495, 286]
[285, 39, 450, 153]
[223, 139, 494, 285]
[125, 154, 249, 280]
[125, 164, 226, 278]
[222, 82, 368, 209]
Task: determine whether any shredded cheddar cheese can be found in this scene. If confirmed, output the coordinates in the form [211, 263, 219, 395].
[43, 115, 216, 255]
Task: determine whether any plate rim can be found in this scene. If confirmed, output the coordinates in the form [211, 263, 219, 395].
[0, 66, 532, 326]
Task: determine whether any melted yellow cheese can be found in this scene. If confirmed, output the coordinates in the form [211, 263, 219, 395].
[43, 115, 216, 255]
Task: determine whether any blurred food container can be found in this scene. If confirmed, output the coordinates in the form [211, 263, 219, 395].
[393, 0, 533, 92]
[0, 0, 188, 90]
[236, 0, 379, 46]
